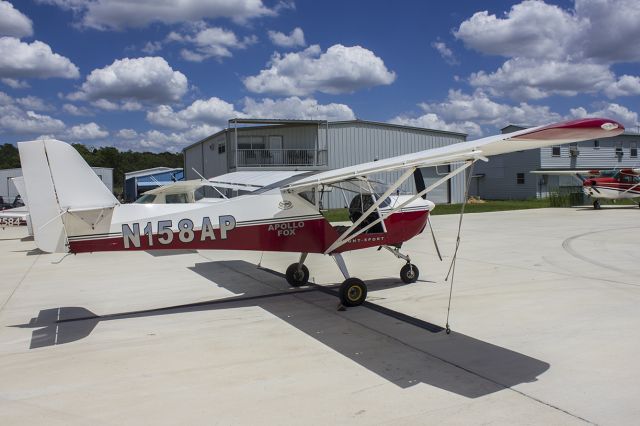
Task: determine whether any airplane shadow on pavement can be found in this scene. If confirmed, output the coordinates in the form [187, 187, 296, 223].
[12, 260, 549, 399]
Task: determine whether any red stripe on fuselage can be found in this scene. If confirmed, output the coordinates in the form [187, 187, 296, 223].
[68, 210, 429, 254]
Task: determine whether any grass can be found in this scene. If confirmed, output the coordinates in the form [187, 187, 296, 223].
[320, 196, 637, 222]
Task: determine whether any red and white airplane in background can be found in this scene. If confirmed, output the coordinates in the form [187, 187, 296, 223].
[534, 168, 640, 209]
[17, 118, 624, 307]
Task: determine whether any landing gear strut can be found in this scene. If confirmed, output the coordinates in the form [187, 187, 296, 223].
[382, 245, 420, 283]
[593, 199, 601, 210]
[285, 253, 309, 287]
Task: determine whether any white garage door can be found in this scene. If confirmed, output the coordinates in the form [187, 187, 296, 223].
[420, 166, 450, 204]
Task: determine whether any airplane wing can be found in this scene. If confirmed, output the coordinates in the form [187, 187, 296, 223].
[285, 118, 624, 190]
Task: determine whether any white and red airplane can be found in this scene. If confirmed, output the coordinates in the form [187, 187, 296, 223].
[17, 118, 624, 307]
[533, 167, 640, 209]
[0, 177, 30, 230]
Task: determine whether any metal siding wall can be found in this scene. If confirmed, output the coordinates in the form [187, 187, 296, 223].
[184, 144, 203, 180]
[540, 135, 640, 169]
[93, 167, 113, 192]
[470, 149, 540, 200]
[203, 134, 228, 178]
[325, 123, 465, 208]
[0, 169, 22, 199]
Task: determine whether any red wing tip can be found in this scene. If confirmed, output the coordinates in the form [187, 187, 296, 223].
[545, 118, 625, 132]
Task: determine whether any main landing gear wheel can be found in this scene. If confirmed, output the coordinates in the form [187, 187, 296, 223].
[339, 278, 367, 307]
[400, 263, 419, 283]
[285, 263, 309, 287]
[593, 199, 601, 210]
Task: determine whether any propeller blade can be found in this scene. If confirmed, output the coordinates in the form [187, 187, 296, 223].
[413, 168, 427, 200]
[427, 216, 443, 261]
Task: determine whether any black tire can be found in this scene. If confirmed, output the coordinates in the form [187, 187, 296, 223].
[593, 199, 601, 210]
[285, 263, 309, 287]
[339, 278, 367, 307]
[400, 263, 419, 283]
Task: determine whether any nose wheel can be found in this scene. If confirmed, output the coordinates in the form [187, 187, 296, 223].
[400, 263, 420, 283]
[593, 199, 601, 209]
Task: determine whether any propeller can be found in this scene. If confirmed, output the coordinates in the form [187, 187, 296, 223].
[414, 168, 443, 261]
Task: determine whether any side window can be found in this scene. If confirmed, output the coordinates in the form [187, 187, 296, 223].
[551, 146, 561, 156]
[194, 187, 205, 201]
[135, 194, 157, 204]
[165, 193, 189, 204]
[516, 173, 525, 184]
[631, 143, 637, 158]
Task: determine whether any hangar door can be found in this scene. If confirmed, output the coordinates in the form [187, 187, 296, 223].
[420, 166, 450, 204]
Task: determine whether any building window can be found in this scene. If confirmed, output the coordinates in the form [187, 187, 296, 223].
[631, 143, 637, 158]
[516, 173, 525, 184]
[551, 146, 561, 156]
[594, 139, 600, 149]
[218, 143, 225, 154]
[238, 135, 265, 150]
[615, 144, 623, 157]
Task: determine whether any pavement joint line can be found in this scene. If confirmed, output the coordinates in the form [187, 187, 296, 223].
[0, 253, 39, 314]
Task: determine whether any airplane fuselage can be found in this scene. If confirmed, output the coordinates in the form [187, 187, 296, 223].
[583, 177, 640, 200]
[65, 190, 432, 255]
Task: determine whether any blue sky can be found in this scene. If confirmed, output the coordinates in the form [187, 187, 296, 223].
[0, 0, 638, 151]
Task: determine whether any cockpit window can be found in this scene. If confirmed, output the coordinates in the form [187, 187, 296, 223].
[165, 193, 189, 204]
[194, 187, 205, 201]
[135, 194, 157, 203]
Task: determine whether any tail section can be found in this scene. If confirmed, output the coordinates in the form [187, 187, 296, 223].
[17, 139, 118, 253]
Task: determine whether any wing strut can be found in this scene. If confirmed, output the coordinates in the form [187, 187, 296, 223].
[324, 159, 478, 254]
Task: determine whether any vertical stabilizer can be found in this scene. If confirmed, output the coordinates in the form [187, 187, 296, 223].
[17, 139, 119, 253]
[18, 141, 67, 252]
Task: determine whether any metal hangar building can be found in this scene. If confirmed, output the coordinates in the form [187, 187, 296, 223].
[182, 119, 468, 208]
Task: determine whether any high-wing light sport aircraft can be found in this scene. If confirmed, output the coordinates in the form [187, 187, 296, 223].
[17, 118, 624, 307]
[533, 168, 640, 209]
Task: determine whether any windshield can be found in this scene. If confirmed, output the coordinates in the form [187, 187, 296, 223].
[135, 194, 157, 204]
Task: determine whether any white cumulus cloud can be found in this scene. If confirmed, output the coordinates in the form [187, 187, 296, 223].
[0, 104, 65, 134]
[0, 37, 80, 79]
[68, 57, 188, 107]
[1, 78, 29, 89]
[62, 103, 93, 116]
[37, 0, 275, 30]
[147, 97, 239, 130]
[167, 26, 257, 62]
[391, 90, 567, 137]
[116, 128, 138, 139]
[64, 122, 109, 140]
[469, 58, 615, 99]
[454, 0, 640, 100]
[268, 27, 306, 48]
[242, 97, 355, 121]
[604, 75, 640, 99]
[569, 103, 638, 129]
[244, 44, 396, 96]
[0, 1, 33, 38]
